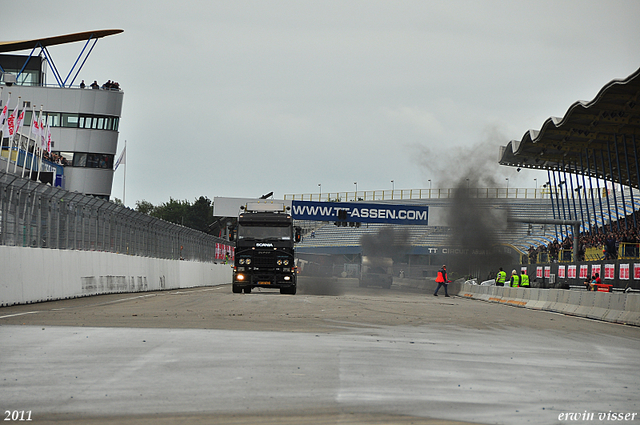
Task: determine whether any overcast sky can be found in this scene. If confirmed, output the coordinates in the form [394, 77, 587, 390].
[4, 1, 640, 206]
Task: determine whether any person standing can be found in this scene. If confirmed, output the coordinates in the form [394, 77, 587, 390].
[509, 270, 520, 287]
[495, 267, 506, 286]
[520, 270, 530, 288]
[434, 265, 450, 297]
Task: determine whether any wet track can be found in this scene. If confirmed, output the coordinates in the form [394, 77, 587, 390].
[1, 278, 639, 425]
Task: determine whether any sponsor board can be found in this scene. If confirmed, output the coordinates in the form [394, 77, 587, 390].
[291, 201, 428, 225]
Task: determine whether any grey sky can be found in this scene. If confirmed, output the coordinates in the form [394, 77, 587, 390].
[4, 1, 640, 206]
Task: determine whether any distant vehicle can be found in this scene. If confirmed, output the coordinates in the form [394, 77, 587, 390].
[359, 256, 393, 289]
[229, 202, 301, 295]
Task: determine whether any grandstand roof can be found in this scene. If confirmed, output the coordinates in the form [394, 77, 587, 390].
[0, 30, 123, 53]
[500, 67, 640, 189]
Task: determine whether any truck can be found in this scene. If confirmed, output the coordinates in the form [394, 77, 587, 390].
[359, 256, 393, 289]
[229, 201, 301, 295]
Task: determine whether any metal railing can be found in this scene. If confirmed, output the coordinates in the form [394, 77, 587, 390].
[284, 187, 617, 202]
[0, 170, 228, 262]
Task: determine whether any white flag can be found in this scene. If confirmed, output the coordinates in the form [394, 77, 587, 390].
[5, 102, 19, 138]
[15, 104, 26, 133]
[114, 145, 126, 170]
[0, 95, 10, 132]
[45, 122, 52, 153]
[31, 110, 41, 138]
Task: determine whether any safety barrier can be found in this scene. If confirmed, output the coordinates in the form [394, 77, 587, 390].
[457, 283, 640, 326]
[0, 245, 232, 306]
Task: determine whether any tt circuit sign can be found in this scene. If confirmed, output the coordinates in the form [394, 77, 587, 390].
[291, 201, 428, 225]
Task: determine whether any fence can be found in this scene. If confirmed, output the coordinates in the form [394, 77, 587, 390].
[0, 170, 229, 262]
[284, 186, 619, 202]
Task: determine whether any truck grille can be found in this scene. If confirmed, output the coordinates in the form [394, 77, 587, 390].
[252, 252, 275, 268]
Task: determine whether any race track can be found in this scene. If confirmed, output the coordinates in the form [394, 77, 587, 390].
[1, 278, 639, 425]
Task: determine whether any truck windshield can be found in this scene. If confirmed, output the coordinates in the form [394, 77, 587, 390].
[237, 225, 292, 240]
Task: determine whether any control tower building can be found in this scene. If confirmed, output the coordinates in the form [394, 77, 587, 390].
[0, 29, 124, 199]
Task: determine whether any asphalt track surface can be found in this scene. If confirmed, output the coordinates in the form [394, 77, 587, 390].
[1, 277, 639, 425]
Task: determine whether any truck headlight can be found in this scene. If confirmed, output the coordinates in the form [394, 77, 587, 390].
[239, 259, 245, 265]
[284, 276, 291, 281]
[246, 259, 251, 265]
[283, 260, 289, 266]
[236, 274, 245, 281]
[277, 259, 283, 265]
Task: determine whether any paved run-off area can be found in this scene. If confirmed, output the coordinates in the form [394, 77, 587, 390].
[1, 280, 639, 425]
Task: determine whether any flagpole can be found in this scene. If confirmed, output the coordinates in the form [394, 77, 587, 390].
[30, 107, 43, 182]
[22, 106, 35, 178]
[5, 96, 19, 173]
[123, 140, 127, 206]
[13, 103, 26, 174]
[0, 92, 10, 166]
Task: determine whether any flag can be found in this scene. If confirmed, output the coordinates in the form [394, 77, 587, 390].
[39, 118, 47, 151]
[114, 145, 126, 170]
[31, 109, 41, 138]
[15, 104, 26, 133]
[5, 102, 19, 138]
[0, 94, 10, 133]
[45, 122, 52, 153]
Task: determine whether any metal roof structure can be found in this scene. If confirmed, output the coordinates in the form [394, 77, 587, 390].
[0, 29, 122, 53]
[499, 67, 640, 189]
[0, 29, 123, 88]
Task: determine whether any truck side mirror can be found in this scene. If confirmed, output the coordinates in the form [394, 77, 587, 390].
[228, 226, 235, 241]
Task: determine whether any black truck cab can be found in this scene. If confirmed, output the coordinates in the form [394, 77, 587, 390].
[230, 202, 301, 295]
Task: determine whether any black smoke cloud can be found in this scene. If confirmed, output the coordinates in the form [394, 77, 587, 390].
[412, 126, 514, 278]
[360, 226, 411, 260]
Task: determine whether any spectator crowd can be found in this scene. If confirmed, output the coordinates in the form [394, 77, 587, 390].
[527, 211, 640, 263]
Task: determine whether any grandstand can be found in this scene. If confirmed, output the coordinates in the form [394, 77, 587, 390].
[294, 188, 638, 253]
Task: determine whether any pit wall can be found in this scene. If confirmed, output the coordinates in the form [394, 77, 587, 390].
[0, 246, 232, 306]
[457, 283, 640, 326]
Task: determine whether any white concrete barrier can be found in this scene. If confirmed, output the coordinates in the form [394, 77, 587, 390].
[617, 294, 640, 326]
[455, 283, 639, 327]
[0, 246, 232, 306]
[604, 292, 627, 324]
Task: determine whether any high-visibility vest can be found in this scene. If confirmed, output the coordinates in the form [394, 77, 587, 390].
[511, 275, 520, 287]
[435, 270, 446, 283]
[520, 274, 530, 287]
[497, 271, 506, 283]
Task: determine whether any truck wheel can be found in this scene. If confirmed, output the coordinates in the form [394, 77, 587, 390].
[232, 284, 242, 293]
[243, 287, 252, 294]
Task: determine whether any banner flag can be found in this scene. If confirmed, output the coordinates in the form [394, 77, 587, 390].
[45, 122, 52, 153]
[5, 101, 19, 138]
[31, 109, 41, 138]
[114, 145, 126, 170]
[15, 104, 25, 132]
[0, 94, 10, 133]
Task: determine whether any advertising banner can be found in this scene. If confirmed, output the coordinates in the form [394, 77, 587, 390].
[579, 264, 588, 279]
[620, 263, 629, 280]
[558, 265, 565, 279]
[291, 200, 428, 225]
[604, 264, 615, 280]
[568, 265, 576, 279]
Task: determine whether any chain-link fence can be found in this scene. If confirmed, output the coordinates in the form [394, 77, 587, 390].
[0, 170, 229, 261]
